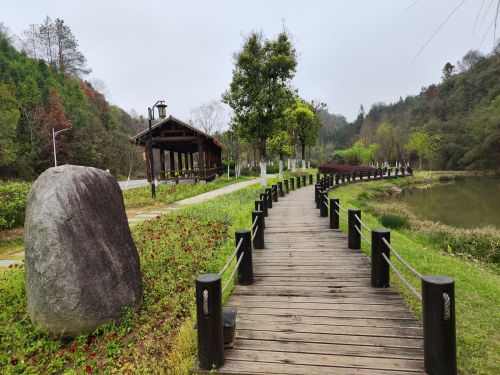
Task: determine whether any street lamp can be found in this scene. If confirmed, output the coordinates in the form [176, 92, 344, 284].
[52, 128, 72, 167]
[148, 100, 167, 198]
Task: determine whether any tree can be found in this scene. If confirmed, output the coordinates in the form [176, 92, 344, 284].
[0, 84, 20, 168]
[20, 17, 91, 77]
[442, 62, 455, 80]
[267, 130, 292, 161]
[222, 31, 297, 160]
[36, 89, 72, 164]
[457, 50, 484, 71]
[53, 18, 91, 76]
[376, 123, 396, 162]
[286, 99, 320, 160]
[405, 130, 439, 170]
[334, 140, 379, 165]
[190, 100, 226, 135]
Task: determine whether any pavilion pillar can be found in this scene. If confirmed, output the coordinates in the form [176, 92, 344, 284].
[177, 152, 183, 176]
[159, 147, 166, 180]
[169, 150, 175, 178]
[144, 147, 151, 182]
[189, 153, 194, 171]
[198, 141, 205, 178]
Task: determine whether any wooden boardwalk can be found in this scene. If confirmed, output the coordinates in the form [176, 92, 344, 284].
[220, 184, 424, 374]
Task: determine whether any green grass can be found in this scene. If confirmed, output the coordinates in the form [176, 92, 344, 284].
[328, 177, 500, 375]
[122, 176, 253, 209]
[0, 173, 281, 374]
[0, 238, 24, 258]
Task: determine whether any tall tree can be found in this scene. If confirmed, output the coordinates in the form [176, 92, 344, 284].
[20, 17, 91, 77]
[222, 31, 297, 160]
[53, 18, 91, 76]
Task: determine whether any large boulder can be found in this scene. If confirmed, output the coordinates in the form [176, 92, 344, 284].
[24, 165, 142, 336]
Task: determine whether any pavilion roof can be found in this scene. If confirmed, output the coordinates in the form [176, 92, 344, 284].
[130, 115, 224, 150]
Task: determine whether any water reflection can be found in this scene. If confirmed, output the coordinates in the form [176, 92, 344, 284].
[390, 176, 500, 229]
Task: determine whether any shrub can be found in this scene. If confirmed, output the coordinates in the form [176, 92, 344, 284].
[381, 213, 410, 229]
[318, 163, 375, 174]
[0, 182, 31, 231]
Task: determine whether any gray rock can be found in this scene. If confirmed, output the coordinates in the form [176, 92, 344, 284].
[24, 165, 142, 336]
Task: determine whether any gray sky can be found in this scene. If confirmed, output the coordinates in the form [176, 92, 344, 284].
[3, 0, 498, 122]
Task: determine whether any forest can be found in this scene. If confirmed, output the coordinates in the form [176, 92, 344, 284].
[326, 47, 500, 170]
[0, 18, 144, 181]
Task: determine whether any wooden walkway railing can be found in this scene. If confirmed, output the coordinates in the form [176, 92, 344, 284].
[195, 169, 457, 375]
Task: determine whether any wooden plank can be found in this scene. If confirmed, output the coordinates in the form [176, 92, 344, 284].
[235, 329, 423, 349]
[224, 349, 424, 372]
[215, 360, 421, 375]
[233, 339, 424, 359]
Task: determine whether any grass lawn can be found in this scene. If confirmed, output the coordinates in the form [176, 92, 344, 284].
[0, 173, 284, 374]
[328, 176, 500, 375]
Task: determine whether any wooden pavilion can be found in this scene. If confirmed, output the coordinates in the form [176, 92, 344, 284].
[130, 115, 224, 183]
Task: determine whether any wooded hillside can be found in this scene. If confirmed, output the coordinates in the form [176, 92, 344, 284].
[0, 20, 144, 180]
[352, 48, 500, 170]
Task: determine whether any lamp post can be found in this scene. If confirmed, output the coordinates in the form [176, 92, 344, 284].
[147, 100, 168, 198]
[52, 128, 72, 167]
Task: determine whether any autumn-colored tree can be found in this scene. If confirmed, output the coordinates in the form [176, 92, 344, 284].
[36, 89, 72, 164]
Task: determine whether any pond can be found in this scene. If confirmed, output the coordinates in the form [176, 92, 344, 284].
[391, 176, 500, 229]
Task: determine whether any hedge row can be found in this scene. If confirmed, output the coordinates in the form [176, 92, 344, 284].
[0, 182, 31, 231]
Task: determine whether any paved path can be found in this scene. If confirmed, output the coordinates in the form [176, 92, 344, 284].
[219, 184, 424, 374]
[118, 179, 149, 190]
[127, 178, 262, 224]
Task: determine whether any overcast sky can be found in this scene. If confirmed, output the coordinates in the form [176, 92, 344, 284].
[3, 0, 499, 123]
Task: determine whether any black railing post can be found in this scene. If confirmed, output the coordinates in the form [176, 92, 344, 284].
[335, 174, 339, 185]
[255, 201, 266, 226]
[296, 176, 301, 188]
[252, 211, 265, 249]
[371, 229, 390, 287]
[290, 177, 295, 190]
[196, 273, 224, 370]
[258, 194, 268, 217]
[309, 174, 313, 185]
[388, 168, 391, 178]
[235, 230, 253, 285]
[348, 209, 361, 249]
[272, 184, 278, 202]
[316, 173, 320, 183]
[284, 179, 289, 194]
[278, 181, 285, 197]
[265, 188, 273, 209]
[315, 185, 320, 208]
[423, 276, 457, 375]
[302, 175, 306, 186]
[330, 198, 339, 229]
[320, 191, 328, 217]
